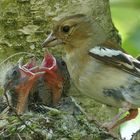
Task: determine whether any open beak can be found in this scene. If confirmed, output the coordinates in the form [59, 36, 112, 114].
[42, 32, 62, 48]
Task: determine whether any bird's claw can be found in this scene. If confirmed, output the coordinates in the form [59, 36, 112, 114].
[101, 122, 114, 131]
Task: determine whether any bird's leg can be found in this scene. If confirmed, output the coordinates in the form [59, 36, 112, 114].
[111, 108, 138, 129]
[102, 103, 138, 131]
[102, 107, 129, 131]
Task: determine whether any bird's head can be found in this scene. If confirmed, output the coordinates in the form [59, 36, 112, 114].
[42, 14, 102, 51]
[3, 58, 45, 114]
[4, 65, 21, 91]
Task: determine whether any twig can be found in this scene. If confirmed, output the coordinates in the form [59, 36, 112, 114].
[0, 52, 41, 67]
[39, 105, 60, 113]
[17, 133, 23, 140]
[0, 106, 9, 115]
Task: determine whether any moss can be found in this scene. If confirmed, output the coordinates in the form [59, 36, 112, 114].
[0, 97, 118, 140]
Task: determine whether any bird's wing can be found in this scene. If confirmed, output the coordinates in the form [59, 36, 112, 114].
[89, 46, 140, 78]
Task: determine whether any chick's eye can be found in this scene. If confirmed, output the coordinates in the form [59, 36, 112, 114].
[12, 70, 18, 77]
[61, 60, 66, 66]
[62, 25, 70, 33]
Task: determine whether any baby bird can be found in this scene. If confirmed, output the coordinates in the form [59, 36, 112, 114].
[3, 58, 43, 114]
[37, 51, 70, 106]
[42, 14, 140, 130]
[3, 53, 70, 114]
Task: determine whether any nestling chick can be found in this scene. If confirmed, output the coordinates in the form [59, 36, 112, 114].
[39, 52, 70, 106]
[3, 58, 43, 114]
[42, 14, 140, 130]
[3, 53, 70, 114]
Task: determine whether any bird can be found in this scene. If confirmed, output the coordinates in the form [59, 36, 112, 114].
[38, 51, 70, 106]
[28, 52, 70, 112]
[3, 58, 44, 114]
[3, 52, 70, 114]
[42, 14, 140, 131]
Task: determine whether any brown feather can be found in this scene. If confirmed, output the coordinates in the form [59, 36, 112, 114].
[100, 40, 126, 53]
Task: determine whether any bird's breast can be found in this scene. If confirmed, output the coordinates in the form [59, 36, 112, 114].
[65, 54, 140, 108]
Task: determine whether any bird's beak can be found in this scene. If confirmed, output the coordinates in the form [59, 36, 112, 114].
[42, 32, 62, 48]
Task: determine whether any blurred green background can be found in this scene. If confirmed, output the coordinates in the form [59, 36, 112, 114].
[111, 0, 140, 56]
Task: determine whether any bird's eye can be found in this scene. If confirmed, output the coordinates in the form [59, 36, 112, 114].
[62, 25, 70, 33]
[61, 60, 66, 66]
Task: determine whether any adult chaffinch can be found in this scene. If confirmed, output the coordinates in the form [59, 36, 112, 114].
[42, 14, 140, 131]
